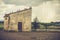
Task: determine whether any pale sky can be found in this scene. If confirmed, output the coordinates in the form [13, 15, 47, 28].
[0, 0, 60, 23]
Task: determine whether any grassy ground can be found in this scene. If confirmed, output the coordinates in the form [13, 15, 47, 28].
[0, 23, 3, 30]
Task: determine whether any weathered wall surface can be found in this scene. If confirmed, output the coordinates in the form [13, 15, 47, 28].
[4, 17, 9, 30]
[9, 13, 18, 31]
[22, 9, 32, 31]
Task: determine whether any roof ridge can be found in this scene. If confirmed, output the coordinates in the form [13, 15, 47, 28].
[4, 7, 32, 17]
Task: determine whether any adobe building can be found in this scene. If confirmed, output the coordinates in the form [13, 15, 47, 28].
[4, 7, 32, 32]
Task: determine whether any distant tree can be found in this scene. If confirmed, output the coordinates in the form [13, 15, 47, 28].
[32, 17, 40, 31]
[44, 24, 48, 31]
[43, 23, 49, 31]
[51, 22, 54, 26]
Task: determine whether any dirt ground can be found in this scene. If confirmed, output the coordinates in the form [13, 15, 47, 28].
[0, 30, 60, 40]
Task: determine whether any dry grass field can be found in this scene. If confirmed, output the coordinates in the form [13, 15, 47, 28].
[0, 30, 60, 40]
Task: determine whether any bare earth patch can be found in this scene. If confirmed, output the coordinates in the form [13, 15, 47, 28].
[0, 30, 60, 40]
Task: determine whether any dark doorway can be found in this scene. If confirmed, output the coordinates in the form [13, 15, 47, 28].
[18, 22, 22, 31]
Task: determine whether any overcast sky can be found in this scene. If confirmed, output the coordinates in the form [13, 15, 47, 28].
[0, 0, 60, 23]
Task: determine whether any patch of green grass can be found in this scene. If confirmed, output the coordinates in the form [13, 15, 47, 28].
[40, 26, 45, 29]
[0, 23, 3, 30]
